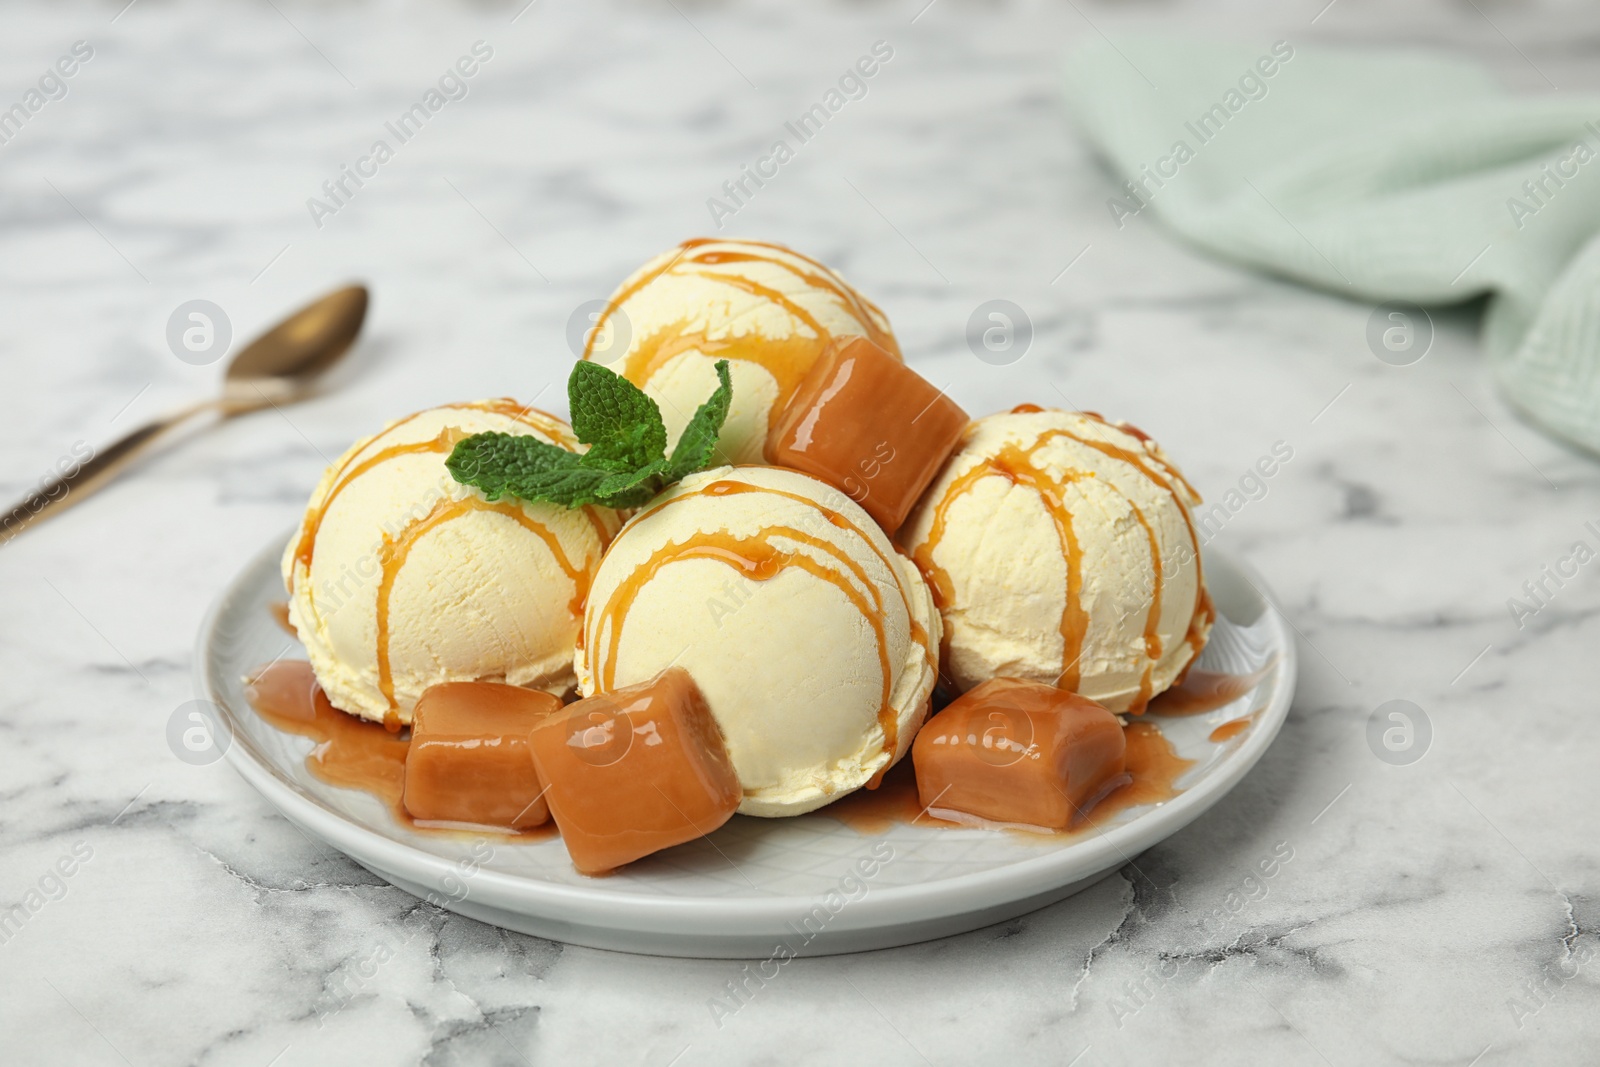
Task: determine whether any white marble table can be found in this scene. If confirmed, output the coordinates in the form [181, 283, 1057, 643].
[2, 0, 1598, 1063]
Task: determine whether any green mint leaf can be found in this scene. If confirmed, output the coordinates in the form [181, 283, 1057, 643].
[446, 433, 581, 502]
[569, 360, 666, 470]
[665, 360, 733, 480]
[446, 360, 735, 511]
[583, 421, 661, 474]
[591, 459, 671, 509]
[510, 464, 613, 507]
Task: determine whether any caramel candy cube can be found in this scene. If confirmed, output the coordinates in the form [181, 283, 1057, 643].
[402, 682, 562, 830]
[766, 336, 969, 534]
[912, 678, 1128, 831]
[529, 668, 741, 875]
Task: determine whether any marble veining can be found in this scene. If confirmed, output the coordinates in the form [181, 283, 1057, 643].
[2, 0, 1599, 1064]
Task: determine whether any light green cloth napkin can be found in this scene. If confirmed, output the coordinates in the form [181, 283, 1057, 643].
[1063, 35, 1600, 454]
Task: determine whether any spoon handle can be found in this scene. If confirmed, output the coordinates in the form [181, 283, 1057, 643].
[2, 399, 217, 545]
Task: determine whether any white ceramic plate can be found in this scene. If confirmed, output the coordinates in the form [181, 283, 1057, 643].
[197, 531, 1296, 958]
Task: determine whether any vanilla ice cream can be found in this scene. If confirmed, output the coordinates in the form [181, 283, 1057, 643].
[282, 401, 620, 725]
[583, 238, 900, 464]
[900, 409, 1212, 714]
[574, 465, 940, 816]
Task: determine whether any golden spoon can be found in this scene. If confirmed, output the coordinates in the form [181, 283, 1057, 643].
[3, 283, 369, 543]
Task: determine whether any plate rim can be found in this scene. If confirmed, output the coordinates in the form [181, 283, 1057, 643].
[198, 528, 1298, 933]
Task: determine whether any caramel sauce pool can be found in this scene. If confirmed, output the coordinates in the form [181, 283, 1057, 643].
[1148, 663, 1273, 717]
[243, 660, 556, 841]
[1209, 717, 1252, 742]
[249, 662, 1201, 846]
[250, 599, 1258, 848]
[824, 720, 1195, 838]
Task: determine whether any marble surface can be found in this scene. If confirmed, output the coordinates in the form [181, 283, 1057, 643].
[2, 0, 1599, 1063]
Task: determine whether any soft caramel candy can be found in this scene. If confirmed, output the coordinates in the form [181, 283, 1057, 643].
[766, 336, 968, 534]
[528, 668, 741, 875]
[402, 682, 562, 830]
[912, 678, 1128, 831]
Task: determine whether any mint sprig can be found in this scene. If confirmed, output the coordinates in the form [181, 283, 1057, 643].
[446, 359, 733, 509]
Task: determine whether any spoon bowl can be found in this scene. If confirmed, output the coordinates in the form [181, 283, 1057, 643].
[224, 285, 369, 404]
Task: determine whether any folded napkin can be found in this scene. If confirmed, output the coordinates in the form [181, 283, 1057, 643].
[1063, 35, 1600, 455]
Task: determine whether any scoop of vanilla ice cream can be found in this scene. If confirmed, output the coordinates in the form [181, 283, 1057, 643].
[583, 238, 900, 464]
[900, 409, 1212, 714]
[281, 401, 620, 725]
[574, 466, 940, 816]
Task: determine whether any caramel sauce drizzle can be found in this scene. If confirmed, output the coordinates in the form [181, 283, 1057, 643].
[1057, 416, 1213, 658]
[907, 619, 938, 693]
[909, 436, 1091, 690]
[290, 432, 452, 594]
[991, 450, 1091, 691]
[704, 476, 920, 631]
[376, 496, 597, 720]
[1074, 410, 1201, 502]
[1039, 425, 1202, 585]
[632, 477, 924, 652]
[288, 401, 577, 594]
[1190, 585, 1217, 657]
[691, 247, 898, 353]
[1126, 499, 1163, 714]
[579, 503, 615, 548]
[627, 326, 832, 426]
[716, 478, 937, 769]
[691, 268, 830, 342]
[592, 476, 937, 765]
[284, 401, 610, 724]
[591, 526, 896, 759]
[911, 418, 1213, 703]
[908, 460, 988, 673]
[584, 239, 901, 421]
